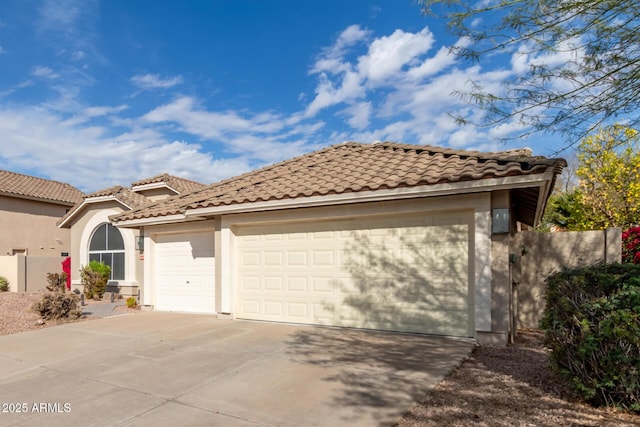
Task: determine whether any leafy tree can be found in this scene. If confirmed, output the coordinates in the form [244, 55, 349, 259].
[576, 125, 640, 229]
[421, 0, 640, 144]
[540, 125, 640, 230]
[539, 190, 588, 231]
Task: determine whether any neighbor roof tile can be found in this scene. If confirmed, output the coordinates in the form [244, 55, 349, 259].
[0, 170, 84, 205]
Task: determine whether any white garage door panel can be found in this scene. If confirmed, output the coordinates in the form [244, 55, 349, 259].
[236, 212, 472, 337]
[155, 232, 215, 313]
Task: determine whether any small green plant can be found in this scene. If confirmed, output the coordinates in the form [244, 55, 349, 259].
[541, 262, 640, 412]
[46, 272, 67, 293]
[80, 261, 111, 300]
[32, 292, 82, 320]
[0, 276, 9, 292]
[126, 297, 138, 309]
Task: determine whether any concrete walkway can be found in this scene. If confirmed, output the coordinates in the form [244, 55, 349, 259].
[0, 313, 474, 426]
[80, 301, 126, 318]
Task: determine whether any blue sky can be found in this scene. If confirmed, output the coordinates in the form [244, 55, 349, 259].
[0, 0, 563, 193]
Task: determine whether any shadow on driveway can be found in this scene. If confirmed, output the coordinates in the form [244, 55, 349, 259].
[286, 327, 474, 425]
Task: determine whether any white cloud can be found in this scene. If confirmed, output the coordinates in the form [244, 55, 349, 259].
[407, 46, 456, 80]
[344, 102, 372, 130]
[36, 0, 84, 33]
[305, 70, 365, 117]
[358, 28, 435, 86]
[311, 24, 371, 75]
[31, 65, 60, 79]
[36, 0, 99, 59]
[143, 96, 253, 138]
[71, 50, 86, 61]
[142, 96, 323, 164]
[306, 26, 438, 117]
[0, 105, 233, 191]
[131, 73, 183, 90]
[300, 24, 564, 152]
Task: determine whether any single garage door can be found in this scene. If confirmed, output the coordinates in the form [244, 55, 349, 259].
[155, 232, 215, 313]
[235, 211, 473, 337]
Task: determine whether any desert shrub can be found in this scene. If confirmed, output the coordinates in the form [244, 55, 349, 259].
[80, 261, 110, 300]
[622, 226, 640, 264]
[541, 263, 640, 412]
[0, 276, 8, 292]
[32, 292, 82, 320]
[126, 296, 137, 309]
[46, 272, 68, 293]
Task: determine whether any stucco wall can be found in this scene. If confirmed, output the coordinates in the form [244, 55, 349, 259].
[68, 201, 125, 282]
[513, 228, 622, 329]
[66, 202, 141, 296]
[0, 195, 72, 257]
[0, 255, 64, 292]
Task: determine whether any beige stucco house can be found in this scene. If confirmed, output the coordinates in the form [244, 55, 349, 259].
[105, 142, 565, 345]
[58, 174, 206, 297]
[0, 170, 84, 257]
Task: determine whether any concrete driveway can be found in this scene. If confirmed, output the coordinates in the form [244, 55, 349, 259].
[0, 312, 473, 427]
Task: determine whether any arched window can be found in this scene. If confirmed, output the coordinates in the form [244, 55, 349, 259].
[88, 223, 125, 280]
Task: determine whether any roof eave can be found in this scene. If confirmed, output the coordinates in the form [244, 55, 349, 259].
[0, 191, 79, 207]
[131, 182, 180, 194]
[58, 195, 133, 228]
[532, 170, 561, 227]
[112, 213, 201, 228]
[188, 174, 556, 218]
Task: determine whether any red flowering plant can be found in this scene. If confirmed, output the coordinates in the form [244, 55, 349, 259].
[622, 226, 640, 264]
[62, 257, 71, 290]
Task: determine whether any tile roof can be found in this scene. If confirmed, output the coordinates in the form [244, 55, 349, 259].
[131, 173, 207, 193]
[112, 141, 566, 224]
[85, 186, 151, 209]
[58, 174, 205, 227]
[0, 170, 84, 205]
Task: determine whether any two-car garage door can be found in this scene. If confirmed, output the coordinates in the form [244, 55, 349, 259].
[235, 211, 473, 337]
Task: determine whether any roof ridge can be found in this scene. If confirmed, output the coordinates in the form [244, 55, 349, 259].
[372, 141, 534, 159]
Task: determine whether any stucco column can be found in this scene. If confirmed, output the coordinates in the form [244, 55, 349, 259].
[481, 190, 512, 346]
[219, 218, 233, 314]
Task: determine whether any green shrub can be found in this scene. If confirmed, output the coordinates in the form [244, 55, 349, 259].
[80, 261, 110, 300]
[46, 272, 67, 293]
[126, 296, 137, 309]
[32, 293, 82, 320]
[0, 276, 8, 292]
[541, 263, 640, 412]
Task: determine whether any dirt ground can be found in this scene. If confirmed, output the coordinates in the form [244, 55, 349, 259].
[397, 330, 640, 426]
[2, 292, 638, 426]
[0, 290, 139, 336]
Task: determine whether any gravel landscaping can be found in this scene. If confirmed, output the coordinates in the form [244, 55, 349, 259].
[0, 290, 139, 336]
[398, 330, 640, 426]
[2, 291, 638, 426]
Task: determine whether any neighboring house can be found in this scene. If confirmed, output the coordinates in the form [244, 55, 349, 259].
[0, 170, 84, 257]
[108, 142, 565, 345]
[58, 174, 206, 297]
